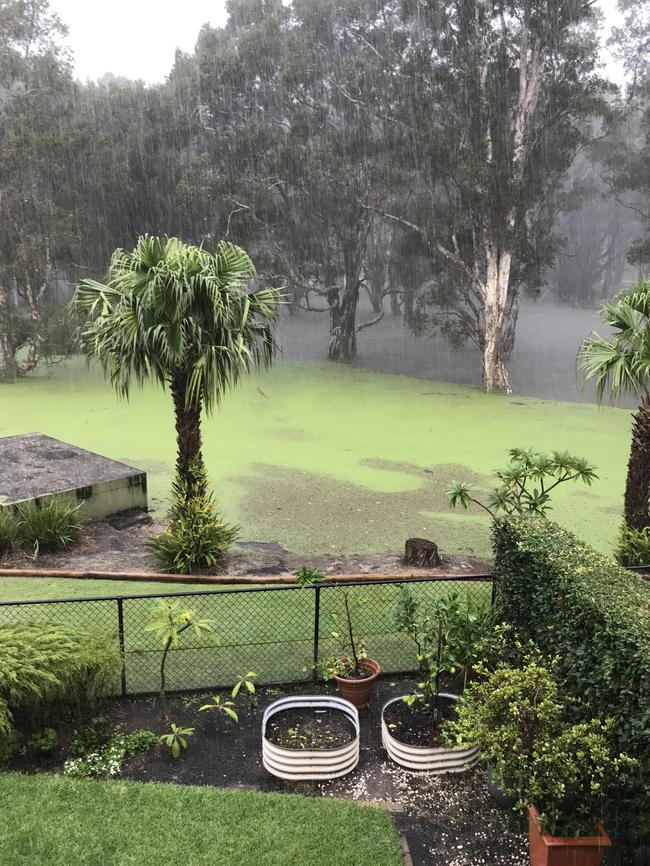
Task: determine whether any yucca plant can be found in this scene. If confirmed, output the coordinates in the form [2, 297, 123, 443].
[15, 499, 82, 556]
[148, 459, 239, 574]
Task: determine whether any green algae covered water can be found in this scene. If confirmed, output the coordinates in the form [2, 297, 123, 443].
[0, 358, 629, 561]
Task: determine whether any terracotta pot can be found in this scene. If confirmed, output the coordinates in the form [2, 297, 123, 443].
[528, 805, 611, 866]
[333, 658, 380, 708]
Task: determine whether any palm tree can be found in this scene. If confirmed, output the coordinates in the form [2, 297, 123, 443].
[73, 235, 281, 499]
[578, 281, 650, 531]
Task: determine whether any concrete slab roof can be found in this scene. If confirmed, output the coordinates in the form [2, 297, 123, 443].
[0, 433, 144, 504]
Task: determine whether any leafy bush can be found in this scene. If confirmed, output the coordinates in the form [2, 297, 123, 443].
[493, 517, 650, 846]
[444, 659, 562, 796]
[29, 727, 59, 754]
[68, 716, 114, 759]
[446, 659, 636, 837]
[16, 499, 82, 556]
[149, 463, 239, 573]
[0, 509, 17, 556]
[615, 522, 650, 567]
[0, 728, 23, 765]
[0, 623, 122, 734]
[528, 719, 636, 837]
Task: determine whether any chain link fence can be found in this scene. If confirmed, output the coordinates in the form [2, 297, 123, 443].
[0, 576, 492, 696]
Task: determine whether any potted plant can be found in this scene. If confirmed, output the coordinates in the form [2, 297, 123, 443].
[447, 659, 636, 866]
[525, 720, 635, 866]
[381, 589, 484, 772]
[317, 589, 380, 709]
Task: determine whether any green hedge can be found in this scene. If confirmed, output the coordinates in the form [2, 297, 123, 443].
[493, 517, 650, 848]
[0, 623, 123, 734]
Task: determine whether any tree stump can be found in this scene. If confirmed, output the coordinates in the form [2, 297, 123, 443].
[404, 538, 441, 568]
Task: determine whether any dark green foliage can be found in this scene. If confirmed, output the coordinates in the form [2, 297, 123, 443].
[615, 522, 650, 566]
[493, 517, 650, 846]
[0, 728, 22, 765]
[0, 623, 122, 735]
[29, 727, 58, 755]
[149, 465, 239, 574]
[68, 716, 114, 759]
[15, 499, 82, 556]
[445, 659, 635, 837]
[0, 510, 17, 555]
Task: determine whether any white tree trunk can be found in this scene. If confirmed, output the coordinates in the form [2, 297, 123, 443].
[481, 243, 513, 393]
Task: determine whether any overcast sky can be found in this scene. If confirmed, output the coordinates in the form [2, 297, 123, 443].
[50, 0, 624, 86]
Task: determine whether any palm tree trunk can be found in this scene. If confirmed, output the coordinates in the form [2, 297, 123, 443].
[171, 370, 205, 500]
[624, 400, 650, 531]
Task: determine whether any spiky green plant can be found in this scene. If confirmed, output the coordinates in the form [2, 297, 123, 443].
[16, 499, 82, 556]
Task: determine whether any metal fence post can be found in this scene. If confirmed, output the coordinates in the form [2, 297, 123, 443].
[312, 585, 321, 682]
[116, 597, 127, 697]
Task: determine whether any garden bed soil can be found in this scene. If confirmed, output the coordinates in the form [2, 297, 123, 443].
[6, 678, 528, 866]
[265, 706, 356, 750]
[0, 521, 492, 578]
[383, 695, 457, 748]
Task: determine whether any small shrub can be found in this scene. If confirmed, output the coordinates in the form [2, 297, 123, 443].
[614, 522, 650, 566]
[68, 716, 114, 759]
[16, 499, 82, 556]
[529, 719, 636, 837]
[158, 723, 194, 758]
[0, 509, 17, 555]
[149, 461, 239, 574]
[0, 624, 122, 734]
[0, 728, 23, 765]
[199, 695, 239, 723]
[443, 659, 563, 795]
[29, 727, 59, 754]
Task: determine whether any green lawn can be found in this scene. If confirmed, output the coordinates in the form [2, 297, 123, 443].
[0, 357, 630, 571]
[0, 772, 402, 866]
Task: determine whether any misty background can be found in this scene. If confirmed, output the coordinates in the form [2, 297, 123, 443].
[1, 0, 650, 402]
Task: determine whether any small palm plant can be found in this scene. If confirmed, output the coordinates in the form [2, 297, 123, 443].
[144, 600, 214, 697]
[73, 236, 281, 569]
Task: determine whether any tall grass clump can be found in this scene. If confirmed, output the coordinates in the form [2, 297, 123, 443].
[0, 510, 17, 555]
[149, 460, 239, 574]
[0, 623, 123, 734]
[16, 499, 82, 556]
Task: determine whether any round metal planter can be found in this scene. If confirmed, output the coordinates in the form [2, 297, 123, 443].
[381, 692, 480, 774]
[262, 695, 360, 781]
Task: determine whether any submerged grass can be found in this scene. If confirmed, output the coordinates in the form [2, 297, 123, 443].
[0, 358, 631, 568]
[0, 772, 402, 866]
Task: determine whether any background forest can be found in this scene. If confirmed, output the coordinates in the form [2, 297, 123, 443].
[2, 0, 650, 398]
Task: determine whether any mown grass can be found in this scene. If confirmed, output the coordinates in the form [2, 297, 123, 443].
[0, 580, 492, 691]
[0, 772, 402, 866]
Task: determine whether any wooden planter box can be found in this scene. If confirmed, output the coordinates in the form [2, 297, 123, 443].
[381, 692, 480, 773]
[262, 695, 360, 781]
[528, 805, 611, 866]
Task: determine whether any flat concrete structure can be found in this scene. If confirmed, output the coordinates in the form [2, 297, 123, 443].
[0, 433, 147, 521]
